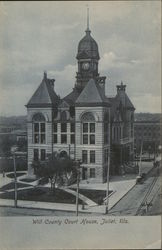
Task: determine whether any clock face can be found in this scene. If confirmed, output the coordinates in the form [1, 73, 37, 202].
[82, 62, 90, 70]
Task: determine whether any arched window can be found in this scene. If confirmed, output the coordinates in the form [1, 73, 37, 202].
[81, 112, 95, 145]
[81, 112, 95, 122]
[32, 113, 45, 122]
[32, 113, 46, 144]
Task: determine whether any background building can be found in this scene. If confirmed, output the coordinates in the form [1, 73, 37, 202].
[134, 113, 161, 156]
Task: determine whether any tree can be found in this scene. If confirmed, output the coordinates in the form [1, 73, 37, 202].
[32, 156, 76, 192]
[17, 138, 27, 152]
[0, 134, 15, 157]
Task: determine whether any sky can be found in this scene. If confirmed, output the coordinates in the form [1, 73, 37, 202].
[0, 1, 161, 116]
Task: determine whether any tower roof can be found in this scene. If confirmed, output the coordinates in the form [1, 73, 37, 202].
[75, 79, 110, 107]
[76, 9, 99, 60]
[26, 72, 59, 108]
[77, 31, 100, 60]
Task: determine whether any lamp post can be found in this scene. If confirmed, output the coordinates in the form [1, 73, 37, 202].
[11, 149, 27, 208]
[11, 146, 18, 208]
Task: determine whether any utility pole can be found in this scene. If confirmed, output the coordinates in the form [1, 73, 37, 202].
[13, 152, 17, 207]
[76, 160, 80, 216]
[105, 148, 110, 214]
[105, 109, 111, 215]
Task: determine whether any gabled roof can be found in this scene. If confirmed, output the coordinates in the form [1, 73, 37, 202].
[26, 73, 59, 108]
[75, 79, 110, 107]
[58, 100, 69, 108]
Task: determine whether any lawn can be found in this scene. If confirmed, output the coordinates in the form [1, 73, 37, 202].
[19, 178, 37, 183]
[0, 182, 31, 191]
[71, 188, 112, 204]
[6, 172, 26, 178]
[0, 187, 84, 204]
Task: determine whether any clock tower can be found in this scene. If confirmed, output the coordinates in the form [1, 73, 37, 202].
[75, 9, 100, 90]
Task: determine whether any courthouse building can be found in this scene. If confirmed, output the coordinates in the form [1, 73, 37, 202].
[26, 22, 135, 183]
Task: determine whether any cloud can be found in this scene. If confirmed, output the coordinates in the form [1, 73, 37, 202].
[132, 94, 161, 113]
[48, 64, 77, 97]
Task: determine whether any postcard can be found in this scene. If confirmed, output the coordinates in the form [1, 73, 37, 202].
[0, 1, 161, 249]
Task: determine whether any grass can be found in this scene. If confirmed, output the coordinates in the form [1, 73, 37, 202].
[6, 172, 26, 178]
[0, 187, 84, 204]
[0, 182, 31, 191]
[71, 188, 112, 204]
[19, 178, 37, 183]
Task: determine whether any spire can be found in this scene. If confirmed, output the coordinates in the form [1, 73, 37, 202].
[86, 5, 91, 34]
[44, 71, 47, 80]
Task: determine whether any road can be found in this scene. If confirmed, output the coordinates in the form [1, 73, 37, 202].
[108, 165, 161, 216]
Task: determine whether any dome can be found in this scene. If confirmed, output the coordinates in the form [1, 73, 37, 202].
[76, 29, 100, 60]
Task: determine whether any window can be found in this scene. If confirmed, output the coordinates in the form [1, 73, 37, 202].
[61, 123, 67, 132]
[53, 134, 57, 143]
[83, 123, 88, 133]
[61, 134, 67, 144]
[33, 122, 46, 144]
[40, 149, 46, 161]
[53, 123, 57, 132]
[90, 134, 95, 144]
[90, 168, 95, 178]
[70, 123, 75, 132]
[83, 123, 95, 144]
[90, 151, 95, 163]
[53, 123, 57, 144]
[82, 150, 88, 163]
[33, 149, 39, 161]
[83, 134, 88, 144]
[33, 113, 46, 144]
[90, 123, 95, 133]
[70, 134, 75, 144]
[60, 123, 67, 144]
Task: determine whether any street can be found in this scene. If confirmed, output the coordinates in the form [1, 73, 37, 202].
[108, 165, 161, 216]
